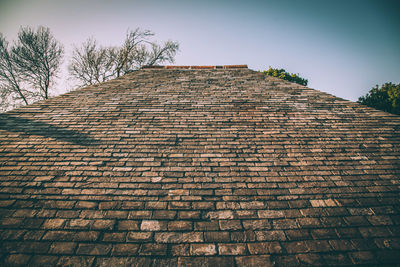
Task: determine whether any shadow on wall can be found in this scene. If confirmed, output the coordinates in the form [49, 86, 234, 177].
[0, 114, 99, 146]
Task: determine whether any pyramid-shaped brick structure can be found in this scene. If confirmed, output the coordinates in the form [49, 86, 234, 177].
[0, 65, 399, 266]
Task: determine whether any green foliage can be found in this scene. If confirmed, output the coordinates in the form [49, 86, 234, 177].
[263, 66, 308, 86]
[358, 82, 400, 115]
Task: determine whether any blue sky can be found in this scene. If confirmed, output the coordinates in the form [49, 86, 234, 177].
[0, 0, 399, 101]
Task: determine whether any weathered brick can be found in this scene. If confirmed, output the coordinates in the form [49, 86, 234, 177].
[258, 210, 285, 218]
[178, 256, 235, 266]
[103, 232, 126, 242]
[43, 231, 73, 241]
[155, 232, 203, 243]
[195, 221, 219, 231]
[4, 254, 31, 266]
[42, 219, 66, 229]
[255, 230, 286, 241]
[75, 201, 98, 209]
[49, 242, 77, 254]
[190, 243, 217, 255]
[297, 253, 324, 266]
[248, 242, 282, 254]
[219, 220, 242, 230]
[127, 232, 153, 242]
[242, 219, 271, 230]
[349, 251, 376, 264]
[235, 255, 273, 267]
[140, 220, 166, 231]
[74, 231, 99, 241]
[104, 210, 128, 219]
[57, 256, 95, 266]
[206, 210, 234, 219]
[77, 243, 112, 255]
[204, 231, 230, 242]
[112, 244, 139, 255]
[128, 210, 152, 219]
[139, 243, 167, 255]
[92, 220, 115, 230]
[178, 211, 201, 219]
[168, 221, 193, 231]
[218, 243, 247, 255]
[152, 210, 176, 219]
[117, 220, 139, 230]
[29, 255, 59, 266]
[67, 219, 91, 229]
[231, 230, 257, 242]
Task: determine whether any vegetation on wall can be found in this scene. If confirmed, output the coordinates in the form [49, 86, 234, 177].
[263, 66, 308, 86]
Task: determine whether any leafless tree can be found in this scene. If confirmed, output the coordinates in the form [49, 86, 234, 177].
[13, 26, 64, 100]
[68, 39, 115, 86]
[0, 34, 28, 110]
[0, 26, 64, 111]
[69, 28, 179, 86]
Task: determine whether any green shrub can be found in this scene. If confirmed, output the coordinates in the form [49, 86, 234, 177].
[263, 66, 308, 86]
[358, 82, 400, 115]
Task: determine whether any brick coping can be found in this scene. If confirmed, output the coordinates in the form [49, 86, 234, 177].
[142, 65, 248, 70]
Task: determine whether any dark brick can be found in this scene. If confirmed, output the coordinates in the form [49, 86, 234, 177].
[204, 231, 230, 242]
[349, 251, 376, 264]
[218, 243, 247, 255]
[235, 255, 273, 267]
[57, 256, 95, 266]
[296, 253, 324, 266]
[117, 220, 139, 230]
[139, 243, 167, 256]
[102, 232, 126, 242]
[248, 242, 282, 254]
[29, 255, 59, 266]
[76, 243, 112, 255]
[4, 254, 31, 266]
[112, 244, 139, 255]
[178, 256, 235, 266]
[49, 242, 77, 254]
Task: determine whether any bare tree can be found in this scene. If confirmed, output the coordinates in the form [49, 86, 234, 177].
[68, 39, 115, 86]
[13, 26, 64, 100]
[0, 34, 29, 110]
[69, 28, 179, 86]
[0, 26, 64, 111]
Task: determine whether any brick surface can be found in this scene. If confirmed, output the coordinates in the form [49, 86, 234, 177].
[190, 243, 217, 255]
[1, 65, 400, 265]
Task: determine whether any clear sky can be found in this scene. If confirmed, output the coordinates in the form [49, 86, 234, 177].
[0, 0, 399, 101]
